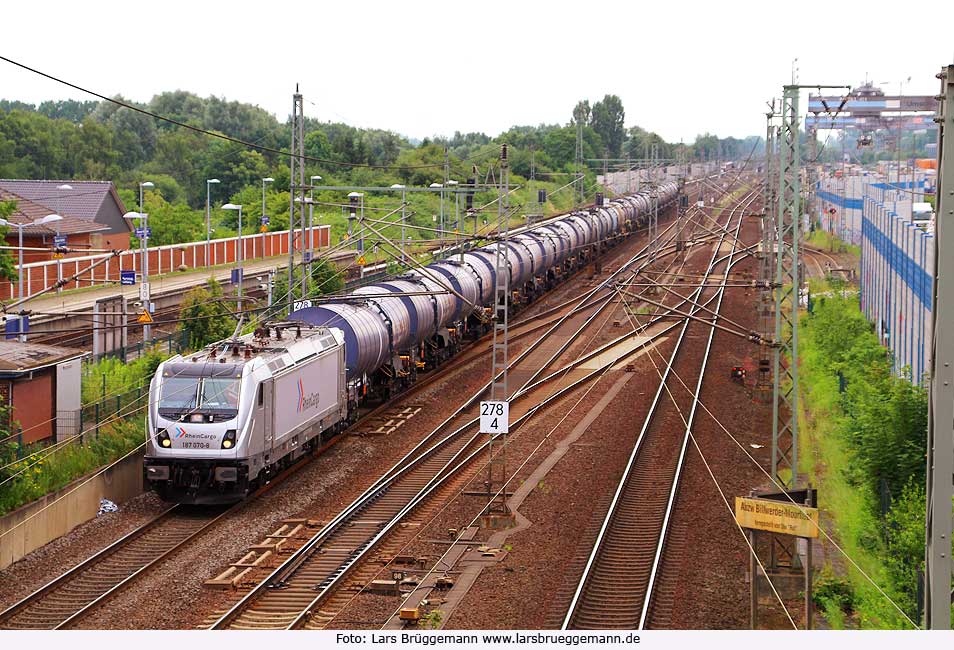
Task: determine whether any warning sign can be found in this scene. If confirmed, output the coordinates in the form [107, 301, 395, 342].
[137, 310, 153, 324]
[356, 255, 366, 266]
[735, 496, 819, 538]
[479, 401, 509, 434]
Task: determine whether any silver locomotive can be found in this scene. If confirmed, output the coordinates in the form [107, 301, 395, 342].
[145, 324, 347, 503]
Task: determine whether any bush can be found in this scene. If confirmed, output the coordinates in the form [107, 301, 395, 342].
[81, 348, 167, 406]
[814, 568, 855, 619]
[178, 278, 237, 349]
[800, 287, 928, 627]
[883, 481, 926, 619]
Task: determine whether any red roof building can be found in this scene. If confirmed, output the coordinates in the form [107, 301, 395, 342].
[0, 180, 131, 263]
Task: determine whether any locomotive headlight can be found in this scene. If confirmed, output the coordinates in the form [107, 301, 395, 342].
[156, 429, 172, 448]
[221, 429, 237, 449]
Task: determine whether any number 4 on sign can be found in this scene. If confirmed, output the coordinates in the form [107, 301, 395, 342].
[479, 401, 509, 434]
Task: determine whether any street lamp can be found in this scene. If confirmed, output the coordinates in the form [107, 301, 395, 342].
[348, 192, 364, 253]
[206, 179, 220, 264]
[390, 184, 407, 264]
[222, 203, 244, 313]
[262, 177, 274, 256]
[123, 210, 152, 340]
[138, 181, 154, 307]
[54, 184, 72, 292]
[447, 179, 460, 261]
[430, 182, 444, 257]
[0, 214, 62, 303]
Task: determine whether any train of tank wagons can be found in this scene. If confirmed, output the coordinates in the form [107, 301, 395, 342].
[144, 184, 680, 503]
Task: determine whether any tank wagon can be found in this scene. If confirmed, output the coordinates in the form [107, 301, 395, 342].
[288, 183, 678, 401]
[145, 186, 677, 503]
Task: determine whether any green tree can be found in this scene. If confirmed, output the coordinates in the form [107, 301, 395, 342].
[571, 100, 590, 125]
[590, 94, 625, 157]
[0, 200, 18, 281]
[178, 279, 237, 349]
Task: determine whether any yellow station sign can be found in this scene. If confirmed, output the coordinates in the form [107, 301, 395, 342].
[734, 496, 819, 538]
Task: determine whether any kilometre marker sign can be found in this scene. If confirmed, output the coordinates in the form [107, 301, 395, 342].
[480, 401, 509, 434]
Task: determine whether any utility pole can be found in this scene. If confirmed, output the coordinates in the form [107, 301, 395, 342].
[650, 142, 659, 264]
[757, 102, 779, 401]
[772, 84, 801, 493]
[925, 63, 954, 630]
[576, 120, 585, 204]
[484, 143, 512, 524]
[771, 83, 849, 493]
[288, 88, 305, 311]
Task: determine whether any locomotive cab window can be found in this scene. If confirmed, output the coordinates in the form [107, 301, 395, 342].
[199, 378, 240, 409]
[257, 384, 264, 407]
[158, 377, 200, 412]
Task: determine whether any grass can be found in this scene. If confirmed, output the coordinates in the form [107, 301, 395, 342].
[805, 228, 861, 257]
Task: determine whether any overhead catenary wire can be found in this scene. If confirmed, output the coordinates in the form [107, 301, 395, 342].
[612, 198, 920, 628]
[376, 185, 752, 627]
[342, 224, 692, 628]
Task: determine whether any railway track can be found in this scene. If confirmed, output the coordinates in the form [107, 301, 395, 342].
[0, 203, 684, 630]
[206, 211, 708, 630]
[561, 188, 759, 630]
[0, 505, 231, 630]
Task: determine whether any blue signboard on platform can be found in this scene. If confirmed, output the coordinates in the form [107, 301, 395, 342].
[261, 216, 269, 226]
[53, 235, 67, 248]
[303, 251, 312, 263]
[120, 270, 136, 286]
[134, 227, 152, 239]
[230, 269, 243, 284]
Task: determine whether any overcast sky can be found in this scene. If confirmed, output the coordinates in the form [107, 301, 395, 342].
[2, 0, 953, 143]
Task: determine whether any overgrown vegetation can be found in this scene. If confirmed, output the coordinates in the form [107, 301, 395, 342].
[79, 348, 167, 406]
[0, 417, 143, 516]
[0, 349, 171, 517]
[806, 228, 861, 257]
[178, 278, 239, 350]
[800, 279, 926, 628]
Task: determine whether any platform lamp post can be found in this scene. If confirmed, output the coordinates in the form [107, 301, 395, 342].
[430, 182, 443, 257]
[390, 184, 406, 264]
[206, 178, 220, 265]
[123, 210, 151, 341]
[54, 184, 72, 293]
[0, 213, 62, 300]
[447, 179, 461, 261]
[222, 203, 244, 314]
[137, 181, 154, 340]
[261, 177, 273, 256]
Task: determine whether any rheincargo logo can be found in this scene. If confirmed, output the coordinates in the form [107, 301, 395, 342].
[174, 426, 187, 439]
[296, 378, 320, 413]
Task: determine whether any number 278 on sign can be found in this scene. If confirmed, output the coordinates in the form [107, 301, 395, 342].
[479, 401, 509, 434]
